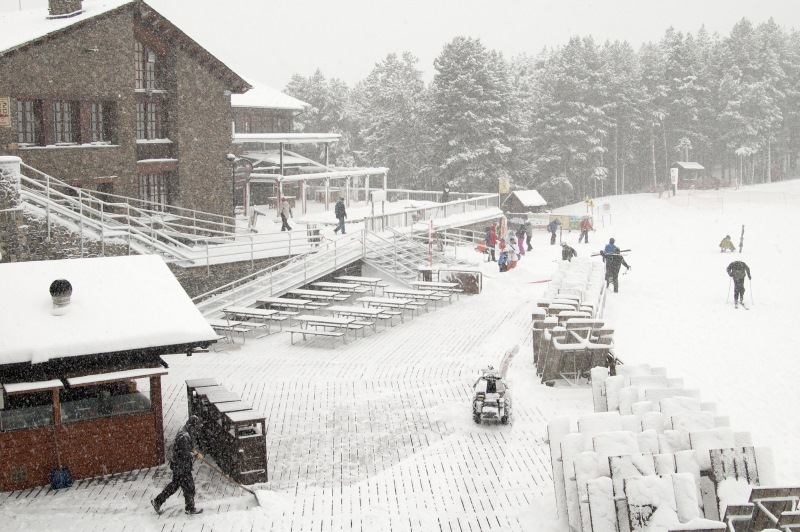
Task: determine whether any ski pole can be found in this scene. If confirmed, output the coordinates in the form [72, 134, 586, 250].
[726, 277, 731, 303]
[748, 277, 754, 305]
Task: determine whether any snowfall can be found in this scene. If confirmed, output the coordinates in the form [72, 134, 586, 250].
[0, 178, 798, 531]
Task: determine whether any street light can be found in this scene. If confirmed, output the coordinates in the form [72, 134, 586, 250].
[226, 153, 236, 213]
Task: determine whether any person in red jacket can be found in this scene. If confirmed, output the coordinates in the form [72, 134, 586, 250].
[484, 224, 497, 262]
[579, 216, 593, 243]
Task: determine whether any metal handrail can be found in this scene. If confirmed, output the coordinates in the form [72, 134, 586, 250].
[362, 193, 500, 232]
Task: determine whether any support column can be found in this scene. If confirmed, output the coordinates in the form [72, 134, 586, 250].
[151, 375, 165, 461]
[365, 175, 370, 204]
[324, 178, 330, 211]
[0, 156, 27, 262]
[345, 176, 351, 207]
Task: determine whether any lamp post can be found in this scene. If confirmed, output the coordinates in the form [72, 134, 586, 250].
[226, 153, 236, 214]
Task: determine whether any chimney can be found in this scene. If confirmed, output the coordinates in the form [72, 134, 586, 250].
[49, 279, 73, 315]
[48, 0, 83, 19]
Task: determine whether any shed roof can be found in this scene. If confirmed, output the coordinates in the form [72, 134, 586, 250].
[510, 190, 547, 207]
[0, 255, 218, 366]
[672, 161, 705, 170]
[232, 78, 309, 111]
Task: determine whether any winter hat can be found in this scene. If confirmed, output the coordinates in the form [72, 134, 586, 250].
[609, 238, 615, 244]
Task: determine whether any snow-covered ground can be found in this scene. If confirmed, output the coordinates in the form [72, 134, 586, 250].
[0, 179, 797, 531]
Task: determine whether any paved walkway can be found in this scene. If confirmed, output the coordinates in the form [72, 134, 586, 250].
[0, 258, 591, 531]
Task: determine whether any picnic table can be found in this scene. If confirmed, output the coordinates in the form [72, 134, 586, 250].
[311, 281, 371, 294]
[334, 275, 387, 295]
[287, 288, 344, 302]
[286, 314, 358, 346]
[356, 296, 415, 323]
[257, 296, 317, 313]
[326, 305, 388, 331]
[408, 281, 462, 302]
[206, 318, 250, 344]
[384, 288, 444, 309]
[222, 306, 281, 335]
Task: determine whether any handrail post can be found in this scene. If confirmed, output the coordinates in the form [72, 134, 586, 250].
[250, 234, 254, 269]
[79, 189, 84, 257]
[45, 173, 51, 242]
[206, 241, 210, 275]
[100, 202, 105, 256]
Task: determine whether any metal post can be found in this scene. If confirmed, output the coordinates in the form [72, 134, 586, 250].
[46, 174, 51, 242]
[100, 202, 105, 256]
[79, 190, 84, 257]
[206, 241, 210, 275]
[250, 234, 254, 269]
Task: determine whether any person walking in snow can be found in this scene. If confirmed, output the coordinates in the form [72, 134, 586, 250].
[279, 198, 293, 231]
[719, 235, 736, 252]
[515, 224, 526, 256]
[485, 224, 497, 262]
[727, 260, 751, 307]
[441, 185, 450, 203]
[334, 197, 347, 234]
[152, 415, 204, 515]
[601, 241, 630, 293]
[498, 251, 509, 272]
[524, 220, 533, 251]
[561, 242, 577, 262]
[578, 216, 593, 244]
[547, 218, 560, 245]
[506, 237, 519, 269]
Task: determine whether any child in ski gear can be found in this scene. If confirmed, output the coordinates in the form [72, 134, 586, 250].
[515, 224, 526, 255]
[498, 251, 509, 272]
[153, 415, 204, 515]
[524, 220, 533, 251]
[600, 243, 630, 293]
[485, 225, 497, 262]
[548, 218, 560, 245]
[719, 235, 736, 252]
[334, 197, 347, 234]
[507, 237, 519, 268]
[279, 198, 292, 231]
[578, 216, 593, 243]
[561, 242, 577, 262]
[726, 260, 751, 306]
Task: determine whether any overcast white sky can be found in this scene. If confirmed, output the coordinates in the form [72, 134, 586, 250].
[3, 0, 800, 90]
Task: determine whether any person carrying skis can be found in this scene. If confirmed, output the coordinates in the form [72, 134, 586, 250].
[600, 240, 630, 293]
[719, 235, 736, 253]
[485, 224, 497, 262]
[561, 242, 577, 262]
[578, 216, 593, 243]
[152, 415, 204, 515]
[547, 218, 560, 245]
[726, 260, 751, 307]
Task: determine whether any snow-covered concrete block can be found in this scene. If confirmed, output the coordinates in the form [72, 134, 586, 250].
[574, 451, 601, 532]
[591, 366, 609, 412]
[624, 475, 679, 531]
[689, 428, 736, 471]
[578, 411, 622, 437]
[618, 386, 642, 416]
[733, 431, 752, 447]
[621, 414, 642, 433]
[659, 396, 702, 423]
[700, 402, 718, 414]
[605, 375, 630, 412]
[587, 477, 617, 532]
[547, 416, 571, 520]
[629, 375, 669, 389]
[616, 364, 653, 378]
[673, 471, 702, 523]
[631, 401, 654, 417]
[610, 453, 656, 532]
[754, 446, 776, 485]
[667, 377, 685, 388]
[562, 432, 590, 532]
[715, 477, 752, 524]
[645, 387, 701, 403]
[637, 429, 659, 455]
[642, 411, 665, 434]
[671, 411, 716, 433]
[713, 416, 730, 427]
[658, 429, 690, 454]
[594, 431, 640, 477]
[675, 449, 704, 516]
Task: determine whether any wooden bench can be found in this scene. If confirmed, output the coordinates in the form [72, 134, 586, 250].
[285, 327, 346, 346]
[207, 318, 254, 344]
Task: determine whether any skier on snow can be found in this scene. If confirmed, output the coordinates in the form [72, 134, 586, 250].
[719, 235, 736, 252]
[600, 239, 630, 293]
[561, 242, 577, 262]
[726, 260, 751, 307]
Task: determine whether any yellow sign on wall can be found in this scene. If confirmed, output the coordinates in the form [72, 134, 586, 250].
[498, 177, 510, 194]
[0, 97, 10, 127]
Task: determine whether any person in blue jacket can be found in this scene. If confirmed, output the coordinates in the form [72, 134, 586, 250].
[547, 219, 560, 245]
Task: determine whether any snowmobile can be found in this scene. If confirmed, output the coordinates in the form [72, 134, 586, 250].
[472, 366, 512, 425]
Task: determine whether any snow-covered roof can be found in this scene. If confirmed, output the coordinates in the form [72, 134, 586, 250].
[234, 133, 342, 144]
[673, 161, 705, 170]
[511, 189, 547, 207]
[232, 78, 309, 111]
[0, 255, 218, 366]
[0, 0, 134, 56]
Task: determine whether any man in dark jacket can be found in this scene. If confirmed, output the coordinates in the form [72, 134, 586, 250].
[334, 197, 347, 234]
[561, 242, 577, 262]
[601, 244, 630, 293]
[726, 260, 751, 306]
[152, 415, 204, 515]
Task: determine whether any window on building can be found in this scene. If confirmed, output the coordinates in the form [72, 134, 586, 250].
[0, 390, 54, 432]
[59, 378, 152, 424]
[136, 100, 166, 140]
[138, 172, 169, 207]
[134, 41, 164, 91]
[16, 100, 43, 145]
[89, 102, 114, 143]
[52, 100, 76, 144]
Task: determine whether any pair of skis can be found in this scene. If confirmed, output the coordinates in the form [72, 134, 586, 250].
[734, 301, 749, 310]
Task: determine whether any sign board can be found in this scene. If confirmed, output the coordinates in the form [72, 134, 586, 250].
[526, 213, 549, 229]
[603, 202, 611, 212]
[0, 97, 10, 127]
[670, 167, 679, 185]
[370, 190, 387, 203]
[498, 177, 510, 194]
[233, 159, 252, 190]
